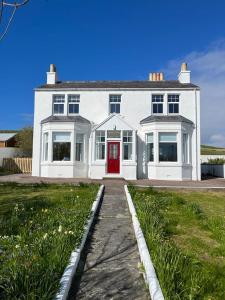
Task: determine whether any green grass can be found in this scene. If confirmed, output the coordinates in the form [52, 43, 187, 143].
[129, 186, 225, 300]
[0, 182, 99, 300]
[201, 144, 225, 155]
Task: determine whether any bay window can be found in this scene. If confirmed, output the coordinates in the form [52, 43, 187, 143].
[76, 134, 84, 161]
[52, 132, 71, 161]
[159, 133, 177, 162]
[95, 131, 105, 160]
[146, 133, 154, 162]
[53, 95, 65, 114]
[123, 131, 132, 160]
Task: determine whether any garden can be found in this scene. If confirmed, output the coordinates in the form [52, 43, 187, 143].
[129, 186, 225, 300]
[0, 182, 99, 300]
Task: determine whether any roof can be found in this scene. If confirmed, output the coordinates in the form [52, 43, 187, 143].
[41, 115, 91, 124]
[140, 115, 194, 125]
[36, 80, 199, 90]
[0, 133, 17, 141]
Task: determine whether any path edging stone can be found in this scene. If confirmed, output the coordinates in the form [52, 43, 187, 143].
[55, 184, 104, 300]
[124, 185, 165, 300]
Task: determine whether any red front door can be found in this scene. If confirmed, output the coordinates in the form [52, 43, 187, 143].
[107, 141, 120, 173]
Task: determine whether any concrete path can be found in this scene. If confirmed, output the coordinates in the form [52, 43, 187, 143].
[69, 184, 149, 300]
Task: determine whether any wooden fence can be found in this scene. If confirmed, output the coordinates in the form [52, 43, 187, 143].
[2, 158, 32, 174]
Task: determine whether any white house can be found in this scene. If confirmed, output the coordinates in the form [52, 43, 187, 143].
[32, 63, 201, 180]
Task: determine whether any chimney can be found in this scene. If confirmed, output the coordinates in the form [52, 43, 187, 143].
[149, 72, 164, 81]
[47, 64, 57, 84]
[178, 62, 190, 83]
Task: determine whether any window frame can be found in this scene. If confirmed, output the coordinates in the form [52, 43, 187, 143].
[75, 133, 84, 162]
[95, 130, 106, 160]
[123, 130, 133, 160]
[42, 132, 49, 162]
[182, 133, 189, 164]
[109, 94, 121, 114]
[168, 94, 180, 114]
[146, 133, 154, 162]
[53, 94, 65, 115]
[68, 94, 80, 115]
[158, 132, 178, 162]
[52, 132, 71, 162]
[152, 94, 164, 114]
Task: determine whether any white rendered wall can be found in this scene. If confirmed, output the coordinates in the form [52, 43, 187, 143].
[33, 87, 200, 180]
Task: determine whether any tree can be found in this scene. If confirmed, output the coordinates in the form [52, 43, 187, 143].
[0, 0, 30, 41]
[16, 126, 33, 157]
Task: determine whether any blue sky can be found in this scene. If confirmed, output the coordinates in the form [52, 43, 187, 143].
[1, 0, 225, 146]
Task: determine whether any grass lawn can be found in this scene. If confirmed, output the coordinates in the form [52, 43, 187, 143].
[129, 187, 225, 300]
[0, 182, 99, 300]
[201, 144, 225, 155]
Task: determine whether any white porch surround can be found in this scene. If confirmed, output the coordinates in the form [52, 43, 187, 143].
[89, 114, 137, 180]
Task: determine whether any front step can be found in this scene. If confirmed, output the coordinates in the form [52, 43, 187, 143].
[102, 177, 126, 180]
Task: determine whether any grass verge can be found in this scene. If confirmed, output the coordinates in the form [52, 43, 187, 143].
[0, 182, 99, 300]
[129, 186, 225, 300]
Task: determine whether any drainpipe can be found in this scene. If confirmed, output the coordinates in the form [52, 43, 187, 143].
[195, 88, 199, 180]
[39, 123, 43, 177]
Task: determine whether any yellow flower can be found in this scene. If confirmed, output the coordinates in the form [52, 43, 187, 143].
[58, 225, 62, 233]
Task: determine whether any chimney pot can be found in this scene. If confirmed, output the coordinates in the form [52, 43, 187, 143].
[181, 62, 187, 71]
[50, 64, 56, 72]
[149, 72, 164, 81]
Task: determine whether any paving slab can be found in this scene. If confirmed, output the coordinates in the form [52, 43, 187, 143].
[69, 184, 149, 300]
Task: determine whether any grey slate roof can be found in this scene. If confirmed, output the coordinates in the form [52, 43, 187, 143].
[0, 133, 17, 141]
[41, 115, 91, 124]
[140, 115, 194, 125]
[37, 80, 199, 90]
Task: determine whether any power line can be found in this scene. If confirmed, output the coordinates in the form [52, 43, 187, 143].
[0, 0, 30, 41]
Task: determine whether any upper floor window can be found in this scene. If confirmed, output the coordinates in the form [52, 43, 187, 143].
[68, 95, 80, 114]
[152, 95, 163, 114]
[109, 95, 121, 114]
[168, 94, 179, 114]
[53, 95, 65, 114]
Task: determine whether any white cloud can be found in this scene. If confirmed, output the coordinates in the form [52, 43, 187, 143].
[163, 40, 225, 147]
[209, 134, 225, 147]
